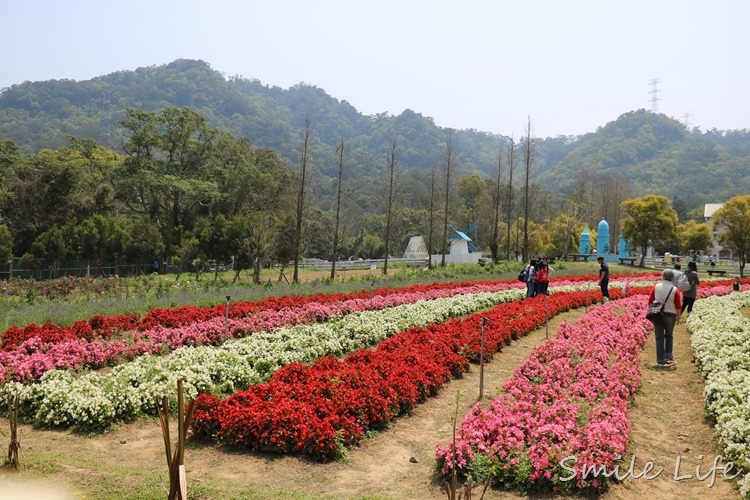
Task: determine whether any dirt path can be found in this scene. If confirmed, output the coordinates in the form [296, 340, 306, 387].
[2, 305, 741, 499]
[604, 318, 739, 500]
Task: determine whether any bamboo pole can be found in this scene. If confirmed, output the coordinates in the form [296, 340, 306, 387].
[156, 380, 195, 500]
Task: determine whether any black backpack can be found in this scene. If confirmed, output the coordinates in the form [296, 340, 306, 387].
[518, 267, 528, 282]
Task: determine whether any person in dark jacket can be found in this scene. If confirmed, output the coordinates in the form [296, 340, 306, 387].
[597, 256, 610, 303]
[680, 261, 700, 315]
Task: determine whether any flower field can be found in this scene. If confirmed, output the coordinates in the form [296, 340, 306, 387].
[434, 281, 740, 495]
[0, 271, 745, 496]
[688, 290, 750, 498]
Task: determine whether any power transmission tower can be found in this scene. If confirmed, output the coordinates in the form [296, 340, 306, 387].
[681, 111, 692, 128]
[648, 78, 661, 113]
[99, 90, 112, 149]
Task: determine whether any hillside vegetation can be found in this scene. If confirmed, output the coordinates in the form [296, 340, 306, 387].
[1, 58, 749, 206]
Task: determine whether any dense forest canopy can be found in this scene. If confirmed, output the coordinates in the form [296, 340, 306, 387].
[1, 59, 749, 275]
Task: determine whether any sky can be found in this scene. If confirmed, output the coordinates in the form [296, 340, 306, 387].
[2, 0, 748, 138]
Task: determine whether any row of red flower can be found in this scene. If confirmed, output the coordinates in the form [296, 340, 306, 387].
[188, 287, 636, 460]
[1, 274, 661, 352]
[0, 280, 509, 351]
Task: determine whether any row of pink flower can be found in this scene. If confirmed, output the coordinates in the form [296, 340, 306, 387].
[0, 280, 529, 382]
[0, 274, 716, 384]
[2, 272, 667, 353]
[435, 283, 736, 494]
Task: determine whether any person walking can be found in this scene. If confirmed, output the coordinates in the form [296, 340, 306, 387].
[525, 259, 537, 298]
[680, 261, 700, 315]
[649, 269, 683, 368]
[672, 263, 683, 285]
[597, 256, 610, 303]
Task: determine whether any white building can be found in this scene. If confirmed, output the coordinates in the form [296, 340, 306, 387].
[430, 228, 483, 266]
[704, 203, 729, 259]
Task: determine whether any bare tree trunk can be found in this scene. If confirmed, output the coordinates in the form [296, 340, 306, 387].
[383, 139, 398, 276]
[521, 118, 534, 262]
[441, 131, 455, 267]
[490, 146, 503, 262]
[330, 139, 344, 280]
[293, 117, 312, 284]
[505, 137, 516, 260]
[427, 164, 437, 269]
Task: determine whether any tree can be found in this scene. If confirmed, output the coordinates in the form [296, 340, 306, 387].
[292, 117, 313, 283]
[502, 218, 546, 260]
[330, 139, 345, 280]
[124, 218, 165, 274]
[505, 137, 517, 260]
[72, 215, 131, 276]
[119, 107, 219, 258]
[195, 215, 232, 281]
[521, 118, 535, 261]
[547, 214, 585, 258]
[210, 135, 289, 217]
[678, 221, 712, 258]
[489, 147, 504, 261]
[713, 195, 750, 276]
[456, 173, 490, 248]
[0, 138, 20, 168]
[227, 213, 278, 285]
[31, 221, 77, 278]
[382, 138, 400, 275]
[621, 195, 679, 267]
[0, 149, 109, 255]
[559, 172, 592, 259]
[440, 131, 456, 267]
[0, 224, 12, 266]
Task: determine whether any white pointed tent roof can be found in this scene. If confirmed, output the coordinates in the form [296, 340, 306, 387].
[403, 236, 429, 259]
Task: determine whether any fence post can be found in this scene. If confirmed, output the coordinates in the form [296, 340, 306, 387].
[545, 294, 550, 339]
[478, 317, 489, 400]
[224, 295, 231, 336]
[5, 392, 20, 469]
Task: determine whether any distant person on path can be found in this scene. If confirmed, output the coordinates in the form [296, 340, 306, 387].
[525, 259, 537, 298]
[672, 263, 682, 285]
[597, 256, 610, 303]
[680, 261, 700, 315]
[534, 258, 555, 296]
[649, 269, 683, 368]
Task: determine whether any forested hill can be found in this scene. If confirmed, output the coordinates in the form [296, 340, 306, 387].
[1, 58, 749, 207]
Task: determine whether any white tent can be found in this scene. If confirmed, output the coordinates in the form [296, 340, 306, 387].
[403, 236, 429, 259]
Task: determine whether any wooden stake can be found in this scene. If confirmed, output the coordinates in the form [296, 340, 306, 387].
[156, 379, 195, 500]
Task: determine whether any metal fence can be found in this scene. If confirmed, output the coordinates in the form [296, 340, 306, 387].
[0, 256, 430, 281]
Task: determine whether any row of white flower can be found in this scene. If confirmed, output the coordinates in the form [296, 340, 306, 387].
[3, 288, 523, 431]
[686, 290, 750, 498]
[0, 277, 663, 432]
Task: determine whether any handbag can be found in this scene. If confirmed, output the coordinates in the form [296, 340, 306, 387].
[646, 286, 674, 323]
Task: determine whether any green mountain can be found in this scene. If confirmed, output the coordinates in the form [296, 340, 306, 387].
[540, 110, 750, 205]
[1, 59, 749, 209]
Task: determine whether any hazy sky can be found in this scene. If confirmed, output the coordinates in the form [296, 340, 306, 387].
[2, 0, 748, 138]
